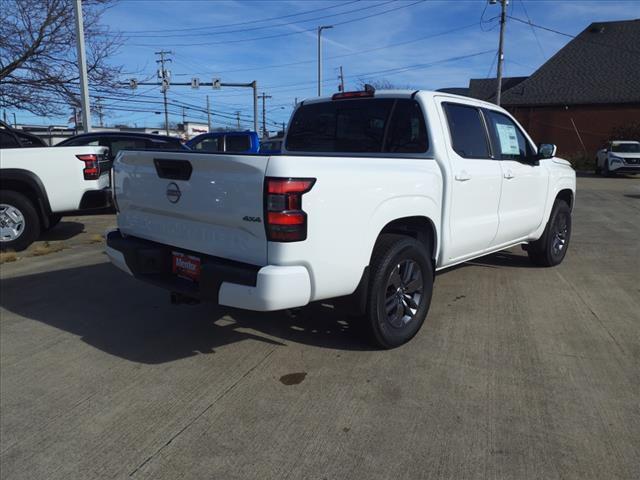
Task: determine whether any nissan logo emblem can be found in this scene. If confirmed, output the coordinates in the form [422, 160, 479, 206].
[166, 182, 181, 203]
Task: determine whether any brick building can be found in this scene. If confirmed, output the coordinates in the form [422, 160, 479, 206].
[463, 19, 640, 159]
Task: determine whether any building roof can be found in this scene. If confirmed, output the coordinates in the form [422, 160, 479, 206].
[467, 77, 528, 103]
[500, 19, 640, 106]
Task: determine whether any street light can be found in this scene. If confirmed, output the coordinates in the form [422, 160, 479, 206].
[317, 25, 333, 97]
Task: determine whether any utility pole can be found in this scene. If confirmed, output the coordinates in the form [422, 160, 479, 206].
[317, 25, 333, 96]
[235, 111, 241, 129]
[206, 95, 211, 131]
[96, 97, 104, 127]
[73, 0, 91, 132]
[338, 66, 345, 92]
[182, 106, 186, 125]
[493, 0, 508, 106]
[258, 92, 272, 138]
[155, 50, 173, 135]
[12, 113, 17, 128]
[251, 81, 258, 132]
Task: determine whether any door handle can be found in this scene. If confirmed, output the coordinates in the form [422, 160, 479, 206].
[455, 171, 471, 182]
[503, 170, 515, 180]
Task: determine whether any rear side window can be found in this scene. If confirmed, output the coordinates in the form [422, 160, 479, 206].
[0, 131, 20, 148]
[193, 137, 221, 152]
[484, 110, 533, 161]
[146, 139, 183, 150]
[386, 100, 428, 153]
[106, 138, 147, 158]
[285, 98, 427, 154]
[63, 137, 99, 146]
[225, 135, 251, 152]
[444, 103, 490, 159]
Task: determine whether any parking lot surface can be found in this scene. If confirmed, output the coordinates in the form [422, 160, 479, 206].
[1, 175, 638, 480]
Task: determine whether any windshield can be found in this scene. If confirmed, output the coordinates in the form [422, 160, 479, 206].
[286, 98, 428, 154]
[611, 143, 640, 153]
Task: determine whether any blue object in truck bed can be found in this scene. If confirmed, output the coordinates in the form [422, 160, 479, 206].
[186, 131, 260, 153]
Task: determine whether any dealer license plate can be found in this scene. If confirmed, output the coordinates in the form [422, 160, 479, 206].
[172, 251, 201, 282]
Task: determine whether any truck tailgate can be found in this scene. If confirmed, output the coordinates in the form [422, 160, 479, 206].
[114, 150, 269, 266]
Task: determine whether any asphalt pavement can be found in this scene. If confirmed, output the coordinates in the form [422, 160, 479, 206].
[1, 174, 638, 480]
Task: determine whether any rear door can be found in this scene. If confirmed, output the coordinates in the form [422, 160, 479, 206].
[114, 150, 270, 265]
[441, 102, 502, 261]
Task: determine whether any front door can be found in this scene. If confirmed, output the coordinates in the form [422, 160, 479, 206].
[483, 109, 549, 245]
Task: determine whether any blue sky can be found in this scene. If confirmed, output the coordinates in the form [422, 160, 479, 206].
[15, 0, 640, 131]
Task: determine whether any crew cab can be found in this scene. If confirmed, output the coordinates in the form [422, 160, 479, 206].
[106, 89, 576, 348]
[1, 145, 110, 250]
[595, 140, 640, 176]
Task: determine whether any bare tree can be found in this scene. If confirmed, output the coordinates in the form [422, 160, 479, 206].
[0, 0, 123, 116]
[356, 79, 413, 90]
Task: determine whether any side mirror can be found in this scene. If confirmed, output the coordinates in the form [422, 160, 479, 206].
[538, 143, 557, 159]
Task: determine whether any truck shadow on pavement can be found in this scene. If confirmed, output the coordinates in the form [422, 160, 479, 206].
[0, 263, 371, 364]
[39, 221, 85, 241]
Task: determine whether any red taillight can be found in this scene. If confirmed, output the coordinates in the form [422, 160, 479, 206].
[265, 177, 315, 242]
[77, 154, 100, 180]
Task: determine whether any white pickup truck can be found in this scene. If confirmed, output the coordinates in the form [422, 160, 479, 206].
[106, 89, 576, 348]
[0, 146, 111, 250]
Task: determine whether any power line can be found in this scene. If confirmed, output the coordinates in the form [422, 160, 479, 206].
[172, 21, 482, 77]
[517, 0, 546, 60]
[117, 0, 361, 34]
[128, 0, 426, 47]
[123, 1, 391, 38]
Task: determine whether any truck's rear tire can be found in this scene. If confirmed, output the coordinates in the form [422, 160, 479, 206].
[364, 234, 433, 349]
[527, 199, 571, 267]
[0, 190, 41, 252]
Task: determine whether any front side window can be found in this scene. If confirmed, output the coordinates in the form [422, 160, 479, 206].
[484, 110, 534, 161]
[443, 103, 490, 159]
[286, 98, 427, 154]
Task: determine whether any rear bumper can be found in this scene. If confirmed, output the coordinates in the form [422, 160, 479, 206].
[79, 188, 112, 210]
[105, 229, 311, 311]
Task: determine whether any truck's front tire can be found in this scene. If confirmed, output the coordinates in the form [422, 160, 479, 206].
[527, 199, 571, 267]
[0, 190, 41, 252]
[365, 234, 433, 349]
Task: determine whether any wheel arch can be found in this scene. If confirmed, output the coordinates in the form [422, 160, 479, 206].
[376, 216, 438, 265]
[343, 215, 438, 316]
[0, 169, 52, 228]
[556, 188, 574, 210]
